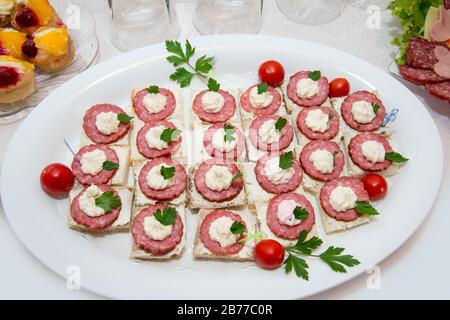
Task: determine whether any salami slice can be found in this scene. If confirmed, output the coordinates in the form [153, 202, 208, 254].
[320, 177, 369, 222]
[348, 132, 393, 171]
[240, 84, 282, 116]
[71, 144, 119, 185]
[194, 159, 244, 202]
[192, 89, 236, 123]
[407, 37, 450, 70]
[70, 184, 121, 229]
[199, 209, 245, 255]
[137, 120, 181, 159]
[287, 71, 329, 107]
[341, 91, 385, 132]
[131, 204, 183, 255]
[300, 140, 344, 182]
[399, 65, 449, 84]
[203, 123, 245, 161]
[249, 115, 294, 152]
[296, 106, 340, 140]
[426, 81, 450, 103]
[138, 158, 187, 201]
[83, 104, 130, 144]
[255, 153, 302, 194]
[446, 0, 450, 9]
[266, 193, 315, 239]
[132, 88, 176, 122]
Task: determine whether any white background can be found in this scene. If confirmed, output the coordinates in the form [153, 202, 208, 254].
[0, 0, 449, 299]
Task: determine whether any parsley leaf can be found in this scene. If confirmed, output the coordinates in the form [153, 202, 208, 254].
[284, 253, 309, 280]
[355, 201, 380, 216]
[207, 78, 220, 92]
[169, 67, 194, 88]
[223, 123, 235, 142]
[165, 39, 215, 88]
[95, 191, 121, 213]
[293, 206, 309, 221]
[147, 85, 160, 94]
[160, 165, 175, 180]
[279, 151, 293, 170]
[289, 230, 323, 255]
[275, 117, 287, 131]
[257, 82, 268, 94]
[385, 151, 409, 163]
[230, 221, 245, 235]
[102, 161, 119, 171]
[160, 128, 181, 143]
[195, 55, 215, 74]
[154, 207, 177, 226]
[319, 246, 361, 273]
[117, 113, 133, 124]
[372, 103, 381, 114]
[328, 114, 334, 122]
[231, 172, 243, 181]
[309, 70, 321, 81]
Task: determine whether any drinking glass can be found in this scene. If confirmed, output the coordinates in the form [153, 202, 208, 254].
[108, 0, 179, 51]
[276, 0, 342, 25]
[350, 0, 391, 10]
[193, 0, 262, 34]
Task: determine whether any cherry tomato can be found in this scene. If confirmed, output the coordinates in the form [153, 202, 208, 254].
[361, 173, 388, 201]
[329, 78, 350, 97]
[254, 239, 285, 270]
[40, 163, 75, 199]
[258, 60, 285, 87]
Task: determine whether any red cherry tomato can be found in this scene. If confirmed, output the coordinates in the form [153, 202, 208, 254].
[258, 60, 285, 87]
[254, 239, 285, 270]
[40, 163, 75, 199]
[361, 173, 388, 201]
[329, 78, 350, 97]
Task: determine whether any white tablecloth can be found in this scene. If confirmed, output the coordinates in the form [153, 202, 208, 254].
[1, 0, 449, 299]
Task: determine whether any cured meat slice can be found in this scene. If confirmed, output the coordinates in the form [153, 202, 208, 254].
[192, 89, 236, 123]
[194, 159, 244, 202]
[240, 84, 282, 116]
[199, 209, 245, 255]
[341, 91, 385, 132]
[407, 37, 450, 70]
[320, 177, 369, 222]
[266, 193, 315, 240]
[255, 153, 302, 194]
[300, 140, 344, 182]
[71, 144, 119, 185]
[132, 204, 183, 255]
[296, 106, 340, 140]
[132, 88, 176, 122]
[136, 120, 181, 159]
[399, 65, 449, 84]
[249, 115, 294, 152]
[83, 104, 130, 144]
[138, 158, 187, 201]
[70, 184, 121, 229]
[426, 81, 450, 102]
[348, 132, 393, 172]
[203, 123, 245, 161]
[287, 71, 329, 107]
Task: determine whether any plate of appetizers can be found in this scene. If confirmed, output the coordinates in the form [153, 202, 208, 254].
[0, 0, 98, 117]
[1, 35, 443, 299]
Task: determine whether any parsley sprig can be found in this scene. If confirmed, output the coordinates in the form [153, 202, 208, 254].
[230, 221, 245, 235]
[154, 207, 177, 226]
[95, 191, 121, 213]
[385, 151, 409, 163]
[284, 231, 360, 280]
[117, 113, 133, 124]
[224, 123, 235, 143]
[166, 40, 215, 88]
[257, 82, 268, 94]
[279, 151, 293, 170]
[275, 117, 287, 131]
[160, 128, 181, 143]
[160, 165, 175, 180]
[372, 103, 381, 114]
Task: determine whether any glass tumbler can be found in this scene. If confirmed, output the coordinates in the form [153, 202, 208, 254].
[108, 0, 179, 51]
[276, 0, 342, 25]
[193, 0, 262, 34]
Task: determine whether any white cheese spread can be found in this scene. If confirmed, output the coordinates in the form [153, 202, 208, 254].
[95, 112, 120, 135]
[361, 140, 385, 163]
[309, 149, 334, 174]
[202, 91, 224, 113]
[330, 186, 357, 212]
[277, 199, 302, 226]
[264, 156, 295, 185]
[205, 165, 233, 191]
[143, 215, 173, 240]
[249, 86, 273, 108]
[211, 128, 237, 152]
[80, 149, 107, 175]
[351, 101, 376, 124]
[78, 185, 106, 217]
[145, 125, 169, 150]
[296, 78, 319, 99]
[208, 216, 238, 248]
[146, 164, 175, 190]
[143, 93, 167, 114]
[305, 109, 329, 132]
[258, 119, 280, 144]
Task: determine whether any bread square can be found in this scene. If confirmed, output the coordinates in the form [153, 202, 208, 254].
[187, 165, 247, 209]
[68, 184, 133, 234]
[132, 160, 187, 207]
[130, 205, 186, 260]
[193, 207, 257, 261]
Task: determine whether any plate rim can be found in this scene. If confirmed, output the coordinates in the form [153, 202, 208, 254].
[1, 34, 444, 299]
